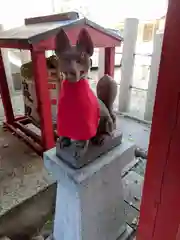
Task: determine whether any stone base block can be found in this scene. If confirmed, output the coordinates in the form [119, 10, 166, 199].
[44, 140, 135, 240]
[56, 130, 123, 169]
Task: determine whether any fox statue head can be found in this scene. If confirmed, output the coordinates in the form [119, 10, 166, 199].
[55, 28, 94, 82]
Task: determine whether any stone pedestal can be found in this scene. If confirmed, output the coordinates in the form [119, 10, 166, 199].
[44, 140, 135, 240]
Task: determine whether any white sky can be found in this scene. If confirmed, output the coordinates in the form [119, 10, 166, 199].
[85, 0, 168, 26]
[0, 0, 168, 28]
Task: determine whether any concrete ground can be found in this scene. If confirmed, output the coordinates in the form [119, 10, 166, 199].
[0, 127, 53, 217]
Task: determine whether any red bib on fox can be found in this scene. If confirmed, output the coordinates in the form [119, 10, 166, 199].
[57, 79, 100, 140]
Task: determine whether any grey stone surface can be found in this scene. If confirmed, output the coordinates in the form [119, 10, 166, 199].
[0, 184, 56, 239]
[45, 225, 134, 240]
[124, 202, 139, 229]
[56, 131, 122, 169]
[122, 171, 144, 211]
[131, 158, 147, 177]
[0, 128, 53, 217]
[121, 158, 139, 177]
[116, 116, 150, 151]
[44, 140, 135, 240]
[117, 225, 134, 240]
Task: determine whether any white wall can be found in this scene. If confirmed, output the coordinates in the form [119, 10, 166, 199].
[144, 32, 163, 121]
[0, 0, 55, 93]
[0, 0, 54, 29]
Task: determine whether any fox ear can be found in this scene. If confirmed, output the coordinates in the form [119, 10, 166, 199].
[55, 29, 71, 57]
[76, 28, 94, 56]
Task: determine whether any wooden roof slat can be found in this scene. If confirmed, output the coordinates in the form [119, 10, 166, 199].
[0, 19, 81, 42]
[25, 11, 79, 25]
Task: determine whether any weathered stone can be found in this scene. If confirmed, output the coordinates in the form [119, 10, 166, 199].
[56, 130, 122, 169]
[44, 140, 135, 240]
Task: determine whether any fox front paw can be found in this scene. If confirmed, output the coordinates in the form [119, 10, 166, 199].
[59, 137, 71, 148]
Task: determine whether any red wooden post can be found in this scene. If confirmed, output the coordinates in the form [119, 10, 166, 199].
[31, 49, 55, 150]
[0, 49, 14, 124]
[138, 1, 180, 239]
[104, 47, 115, 77]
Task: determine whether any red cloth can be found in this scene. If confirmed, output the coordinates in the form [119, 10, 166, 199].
[57, 79, 100, 140]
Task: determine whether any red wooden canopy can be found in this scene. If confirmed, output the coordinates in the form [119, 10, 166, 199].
[0, 17, 122, 49]
[0, 13, 122, 154]
[138, 0, 180, 239]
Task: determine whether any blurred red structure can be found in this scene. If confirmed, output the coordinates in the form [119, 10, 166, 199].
[138, 0, 180, 239]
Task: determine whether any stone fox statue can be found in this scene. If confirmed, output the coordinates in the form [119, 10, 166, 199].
[55, 28, 118, 156]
